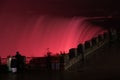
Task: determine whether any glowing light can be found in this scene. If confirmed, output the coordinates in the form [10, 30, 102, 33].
[0, 15, 106, 58]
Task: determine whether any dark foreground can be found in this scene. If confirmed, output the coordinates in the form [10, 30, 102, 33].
[0, 41, 120, 80]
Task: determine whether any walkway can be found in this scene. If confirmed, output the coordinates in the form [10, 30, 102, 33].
[0, 41, 120, 80]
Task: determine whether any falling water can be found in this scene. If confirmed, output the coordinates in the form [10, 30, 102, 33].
[0, 14, 107, 58]
[0, 0, 107, 58]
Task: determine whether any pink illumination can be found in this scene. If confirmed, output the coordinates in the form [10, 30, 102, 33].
[0, 14, 107, 58]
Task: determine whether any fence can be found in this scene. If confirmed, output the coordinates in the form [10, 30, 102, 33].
[0, 29, 118, 71]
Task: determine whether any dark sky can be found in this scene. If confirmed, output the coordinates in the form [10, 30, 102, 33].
[0, 0, 119, 17]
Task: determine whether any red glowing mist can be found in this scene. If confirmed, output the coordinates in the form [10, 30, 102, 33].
[0, 15, 106, 58]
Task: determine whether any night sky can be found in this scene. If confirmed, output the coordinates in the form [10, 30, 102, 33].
[0, 0, 119, 16]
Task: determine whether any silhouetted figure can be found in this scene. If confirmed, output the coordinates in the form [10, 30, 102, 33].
[60, 53, 65, 70]
[98, 35, 103, 42]
[7, 55, 12, 72]
[46, 52, 52, 70]
[0, 56, 1, 65]
[11, 56, 17, 73]
[91, 37, 97, 46]
[51, 54, 60, 71]
[21, 56, 26, 70]
[15, 51, 23, 72]
[69, 48, 77, 59]
[85, 41, 91, 50]
[77, 44, 85, 63]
